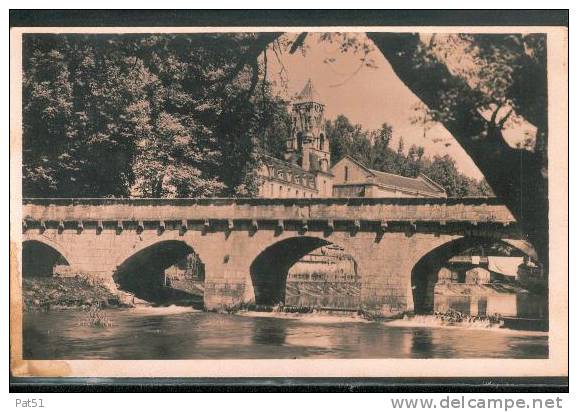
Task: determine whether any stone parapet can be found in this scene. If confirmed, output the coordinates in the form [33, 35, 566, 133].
[22, 197, 517, 231]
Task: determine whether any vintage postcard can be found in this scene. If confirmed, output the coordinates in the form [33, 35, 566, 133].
[9, 16, 568, 380]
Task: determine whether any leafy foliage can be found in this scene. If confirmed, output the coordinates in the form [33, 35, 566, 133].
[22, 33, 287, 198]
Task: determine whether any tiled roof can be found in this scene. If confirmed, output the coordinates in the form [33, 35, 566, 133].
[263, 155, 315, 176]
[334, 155, 446, 197]
[262, 155, 318, 190]
[294, 79, 324, 105]
[370, 169, 445, 196]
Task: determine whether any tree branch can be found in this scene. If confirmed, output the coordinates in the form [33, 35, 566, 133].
[261, 47, 268, 99]
[490, 104, 502, 125]
[497, 108, 514, 129]
[221, 32, 282, 86]
[366, 32, 548, 263]
[289, 32, 308, 54]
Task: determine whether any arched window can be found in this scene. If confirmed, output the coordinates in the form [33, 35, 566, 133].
[297, 132, 303, 152]
[344, 166, 349, 182]
[319, 133, 325, 151]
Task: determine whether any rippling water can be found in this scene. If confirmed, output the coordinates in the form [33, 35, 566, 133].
[23, 308, 548, 359]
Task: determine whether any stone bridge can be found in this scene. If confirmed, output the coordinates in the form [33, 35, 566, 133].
[20, 198, 529, 315]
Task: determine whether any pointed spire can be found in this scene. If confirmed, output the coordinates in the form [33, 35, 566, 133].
[295, 78, 323, 105]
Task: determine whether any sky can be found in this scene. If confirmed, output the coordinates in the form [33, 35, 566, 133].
[264, 33, 534, 180]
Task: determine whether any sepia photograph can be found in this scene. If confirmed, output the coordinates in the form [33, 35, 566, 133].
[9, 10, 568, 383]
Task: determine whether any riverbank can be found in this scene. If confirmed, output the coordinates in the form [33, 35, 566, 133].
[23, 276, 126, 311]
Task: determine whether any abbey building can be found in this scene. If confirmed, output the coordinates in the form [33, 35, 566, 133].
[258, 79, 333, 198]
[257, 79, 446, 199]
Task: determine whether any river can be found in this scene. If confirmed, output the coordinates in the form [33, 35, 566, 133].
[23, 308, 548, 359]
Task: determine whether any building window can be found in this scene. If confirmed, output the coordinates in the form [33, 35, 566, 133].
[344, 166, 349, 182]
[296, 190, 299, 197]
[279, 186, 283, 197]
[297, 132, 303, 152]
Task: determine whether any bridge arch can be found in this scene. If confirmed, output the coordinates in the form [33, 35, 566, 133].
[21, 234, 72, 265]
[21, 239, 70, 278]
[112, 231, 209, 270]
[113, 239, 205, 306]
[249, 235, 360, 307]
[411, 236, 540, 314]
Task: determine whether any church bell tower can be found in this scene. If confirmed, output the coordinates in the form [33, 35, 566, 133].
[285, 79, 330, 172]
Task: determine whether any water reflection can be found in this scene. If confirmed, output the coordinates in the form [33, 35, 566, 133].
[23, 310, 548, 360]
[252, 322, 288, 345]
[410, 329, 435, 357]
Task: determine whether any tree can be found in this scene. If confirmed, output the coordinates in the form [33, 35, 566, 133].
[406, 144, 425, 176]
[255, 94, 292, 160]
[422, 155, 470, 197]
[376, 122, 393, 146]
[22, 33, 288, 198]
[131, 113, 224, 197]
[23, 36, 159, 197]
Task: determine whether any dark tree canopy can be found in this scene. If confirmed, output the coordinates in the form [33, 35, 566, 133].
[22, 33, 286, 198]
